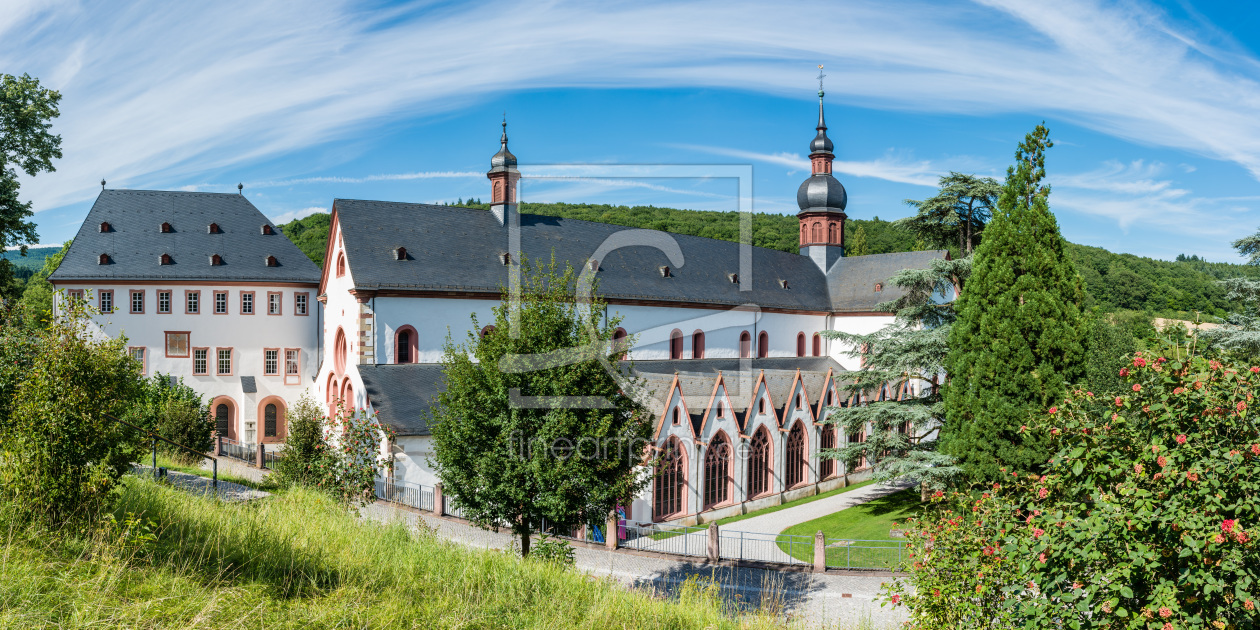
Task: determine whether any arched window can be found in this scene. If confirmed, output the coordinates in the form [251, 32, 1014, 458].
[812, 333, 822, 357]
[333, 328, 347, 374]
[336, 252, 346, 277]
[785, 422, 807, 489]
[672, 407, 680, 425]
[826, 389, 833, 406]
[800, 223, 807, 242]
[796, 393, 803, 410]
[326, 374, 337, 417]
[264, 404, 278, 437]
[669, 329, 683, 360]
[654, 438, 686, 520]
[704, 433, 731, 509]
[480, 325, 496, 339]
[692, 330, 705, 359]
[739, 331, 751, 359]
[828, 222, 837, 243]
[215, 403, 229, 436]
[758, 397, 765, 414]
[612, 327, 628, 360]
[716, 401, 724, 418]
[811, 221, 822, 242]
[820, 425, 837, 479]
[397, 329, 413, 363]
[796, 332, 806, 357]
[342, 381, 354, 410]
[747, 427, 772, 498]
[757, 331, 769, 358]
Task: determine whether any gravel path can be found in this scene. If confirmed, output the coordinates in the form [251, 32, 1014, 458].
[131, 465, 270, 502]
[365, 501, 907, 629]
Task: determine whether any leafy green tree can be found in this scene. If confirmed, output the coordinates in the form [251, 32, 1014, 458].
[277, 212, 331, 266]
[1083, 316, 1138, 397]
[0, 74, 62, 303]
[308, 402, 395, 505]
[847, 223, 870, 256]
[0, 294, 144, 525]
[824, 255, 969, 490]
[940, 124, 1086, 481]
[269, 393, 325, 488]
[900, 172, 1001, 255]
[430, 257, 652, 556]
[123, 373, 211, 463]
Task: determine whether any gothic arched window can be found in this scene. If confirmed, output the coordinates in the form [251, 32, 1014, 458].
[820, 425, 837, 479]
[747, 427, 772, 498]
[812, 333, 822, 357]
[654, 438, 687, 520]
[785, 421, 807, 489]
[704, 433, 731, 508]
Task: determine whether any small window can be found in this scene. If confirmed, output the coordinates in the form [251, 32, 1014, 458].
[99, 290, 113, 313]
[336, 253, 346, 277]
[659, 266, 671, 278]
[264, 403, 277, 437]
[757, 331, 769, 358]
[739, 331, 751, 359]
[285, 349, 299, 376]
[214, 291, 228, 314]
[692, 331, 705, 359]
[796, 332, 806, 357]
[99, 221, 111, 232]
[261, 224, 274, 235]
[157, 290, 171, 314]
[717, 401, 724, 418]
[672, 407, 680, 425]
[796, 393, 802, 410]
[130, 290, 144, 314]
[193, 348, 208, 375]
[129, 347, 146, 374]
[264, 349, 278, 375]
[186, 290, 200, 314]
[240, 292, 254, 315]
[826, 390, 833, 406]
[669, 329, 683, 360]
[160, 222, 172, 233]
[67, 289, 84, 302]
[268, 292, 281, 315]
[98, 253, 111, 265]
[165, 332, 189, 357]
[160, 253, 172, 265]
[874, 283, 883, 292]
[210, 254, 223, 266]
[812, 333, 821, 357]
[265, 255, 278, 267]
[758, 398, 766, 414]
[208, 223, 221, 234]
[295, 293, 309, 316]
[217, 348, 232, 375]
[395, 247, 407, 261]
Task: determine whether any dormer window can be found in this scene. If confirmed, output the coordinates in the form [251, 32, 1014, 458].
[261, 224, 273, 235]
[99, 221, 111, 233]
[210, 254, 223, 266]
[265, 255, 278, 267]
[659, 266, 671, 278]
[160, 253, 172, 265]
[728, 273, 738, 284]
[98, 253, 111, 265]
[395, 247, 407, 261]
[160, 222, 172, 233]
[874, 283, 883, 292]
[499, 252, 511, 266]
[588, 259, 598, 271]
[208, 223, 221, 234]
[779, 279, 789, 289]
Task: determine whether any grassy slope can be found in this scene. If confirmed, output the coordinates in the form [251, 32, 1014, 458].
[0, 478, 788, 629]
[278, 202, 1260, 319]
[774, 489, 924, 566]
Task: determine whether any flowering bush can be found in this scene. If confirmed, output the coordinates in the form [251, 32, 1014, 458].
[888, 353, 1260, 629]
[307, 401, 395, 506]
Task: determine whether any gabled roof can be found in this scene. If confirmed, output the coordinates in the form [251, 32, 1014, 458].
[357, 364, 446, 436]
[51, 190, 321, 284]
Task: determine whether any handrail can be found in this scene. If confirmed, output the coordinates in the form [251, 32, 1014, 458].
[103, 412, 217, 489]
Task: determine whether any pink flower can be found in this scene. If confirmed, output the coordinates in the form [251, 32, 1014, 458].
[890, 594, 901, 605]
[1133, 384, 1142, 392]
[1252, 367, 1260, 374]
[1038, 487, 1048, 499]
[1049, 407, 1058, 414]
[1033, 528, 1045, 538]
[1222, 519, 1237, 533]
[1176, 434, 1187, 445]
[1119, 368, 1129, 377]
[1115, 397, 1124, 407]
[1134, 357, 1147, 368]
[1162, 624, 1172, 630]
[1134, 463, 1144, 474]
[1157, 455, 1167, 467]
[1038, 552, 1047, 563]
[1159, 607, 1172, 618]
[1253, 444, 1260, 456]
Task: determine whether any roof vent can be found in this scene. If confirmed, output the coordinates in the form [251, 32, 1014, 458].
[160, 253, 172, 265]
[261, 224, 273, 235]
[728, 273, 738, 284]
[588, 259, 598, 271]
[210, 254, 223, 266]
[99, 221, 111, 233]
[208, 223, 221, 234]
[395, 247, 407, 261]
[659, 266, 671, 278]
[160, 222, 172, 233]
[779, 279, 789, 289]
[499, 252, 511, 266]
[98, 253, 111, 265]
[874, 282, 883, 292]
[265, 255, 278, 267]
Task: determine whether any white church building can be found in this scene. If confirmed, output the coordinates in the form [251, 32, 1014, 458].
[53, 90, 945, 526]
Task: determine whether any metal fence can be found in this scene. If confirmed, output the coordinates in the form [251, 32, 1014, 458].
[263, 449, 284, 468]
[823, 538, 904, 570]
[621, 522, 709, 557]
[374, 478, 435, 512]
[219, 438, 254, 464]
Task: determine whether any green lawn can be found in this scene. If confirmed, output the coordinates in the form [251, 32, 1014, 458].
[774, 488, 926, 568]
[648, 479, 877, 539]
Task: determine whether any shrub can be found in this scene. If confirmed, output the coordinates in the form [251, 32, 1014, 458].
[309, 402, 394, 505]
[124, 374, 211, 463]
[889, 352, 1260, 629]
[0, 294, 145, 525]
[269, 393, 324, 488]
[531, 533, 576, 568]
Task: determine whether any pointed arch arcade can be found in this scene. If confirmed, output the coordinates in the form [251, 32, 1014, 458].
[654, 437, 688, 521]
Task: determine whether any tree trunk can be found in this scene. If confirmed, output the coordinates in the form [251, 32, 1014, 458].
[519, 529, 531, 557]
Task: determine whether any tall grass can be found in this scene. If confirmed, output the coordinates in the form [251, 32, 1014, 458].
[0, 478, 799, 629]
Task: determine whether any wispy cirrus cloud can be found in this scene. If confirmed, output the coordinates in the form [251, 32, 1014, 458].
[9, 0, 1260, 231]
[673, 144, 945, 186]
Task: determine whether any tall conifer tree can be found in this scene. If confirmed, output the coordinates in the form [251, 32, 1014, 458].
[940, 124, 1086, 481]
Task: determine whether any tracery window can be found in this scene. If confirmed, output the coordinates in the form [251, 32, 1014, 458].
[747, 427, 772, 498]
[785, 422, 806, 488]
[820, 425, 837, 479]
[704, 433, 731, 508]
[653, 438, 686, 520]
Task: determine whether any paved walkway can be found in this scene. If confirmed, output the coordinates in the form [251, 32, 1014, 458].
[365, 501, 908, 629]
[131, 465, 271, 502]
[197, 455, 271, 484]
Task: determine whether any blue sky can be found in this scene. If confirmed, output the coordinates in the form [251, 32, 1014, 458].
[7, 0, 1260, 262]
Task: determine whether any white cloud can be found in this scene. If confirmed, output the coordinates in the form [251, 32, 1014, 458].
[250, 171, 484, 188]
[10, 0, 1260, 220]
[266, 206, 327, 225]
[673, 144, 944, 187]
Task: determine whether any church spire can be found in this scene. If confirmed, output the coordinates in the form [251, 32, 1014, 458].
[487, 115, 521, 225]
[797, 65, 848, 271]
[809, 65, 834, 163]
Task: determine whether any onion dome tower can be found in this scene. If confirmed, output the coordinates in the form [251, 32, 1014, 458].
[797, 66, 848, 272]
[487, 117, 520, 226]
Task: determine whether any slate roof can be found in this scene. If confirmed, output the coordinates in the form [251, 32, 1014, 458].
[357, 364, 447, 436]
[51, 190, 321, 284]
[825, 250, 947, 312]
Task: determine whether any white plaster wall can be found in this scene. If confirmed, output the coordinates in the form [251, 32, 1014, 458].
[393, 436, 439, 488]
[374, 297, 498, 364]
[827, 314, 896, 371]
[54, 283, 317, 442]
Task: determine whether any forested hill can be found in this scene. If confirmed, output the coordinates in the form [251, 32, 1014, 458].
[278, 202, 1260, 319]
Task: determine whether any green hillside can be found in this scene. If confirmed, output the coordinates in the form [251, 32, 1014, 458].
[278, 202, 1258, 319]
[2, 246, 65, 281]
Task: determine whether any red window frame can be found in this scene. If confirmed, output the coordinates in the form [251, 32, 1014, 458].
[213, 291, 228, 315]
[263, 347, 280, 375]
[128, 346, 147, 375]
[192, 347, 209, 375]
[284, 348, 301, 385]
[216, 347, 234, 376]
[99, 289, 114, 313]
[164, 331, 190, 358]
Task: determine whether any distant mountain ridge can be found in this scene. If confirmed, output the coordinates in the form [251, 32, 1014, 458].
[278, 202, 1260, 319]
[3, 246, 65, 280]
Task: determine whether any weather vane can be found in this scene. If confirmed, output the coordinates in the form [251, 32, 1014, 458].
[817, 64, 825, 97]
